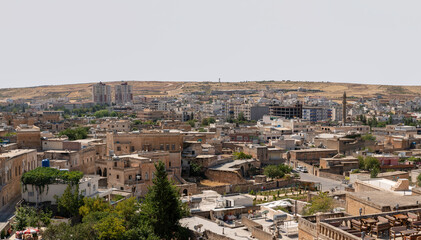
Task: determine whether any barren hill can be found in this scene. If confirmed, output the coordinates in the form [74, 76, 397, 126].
[0, 81, 420, 101]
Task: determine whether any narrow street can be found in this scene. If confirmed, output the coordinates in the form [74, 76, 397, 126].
[0, 197, 20, 232]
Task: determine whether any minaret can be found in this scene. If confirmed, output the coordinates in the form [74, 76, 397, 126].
[342, 91, 347, 126]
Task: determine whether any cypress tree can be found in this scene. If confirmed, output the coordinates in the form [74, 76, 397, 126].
[141, 161, 186, 239]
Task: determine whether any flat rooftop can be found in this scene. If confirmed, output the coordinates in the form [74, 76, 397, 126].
[210, 159, 255, 172]
[291, 148, 337, 153]
[362, 178, 412, 195]
[348, 191, 420, 208]
[180, 216, 252, 240]
[0, 149, 36, 159]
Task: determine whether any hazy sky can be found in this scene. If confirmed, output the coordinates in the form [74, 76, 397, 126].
[1, 1, 421, 88]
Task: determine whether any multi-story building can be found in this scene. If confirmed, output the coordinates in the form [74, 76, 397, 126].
[114, 82, 133, 105]
[269, 103, 303, 119]
[106, 130, 183, 163]
[96, 151, 182, 197]
[92, 82, 111, 105]
[16, 125, 41, 151]
[302, 107, 331, 122]
[0, 149, 38, 210]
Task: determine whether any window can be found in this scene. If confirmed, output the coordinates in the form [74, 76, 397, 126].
[160, 144, 164, 150]
[129, 175, 132, 180]
[93, 184, 96, 192]
[28, 192, 34, 197]
[130, 146, 135, 152]
[166, 144, 170, 151]
[169, 161, 171, 167]
[114, 162, 117, 167]
[116, 175, 120, 179]
[117, 146, 121, 151]
[145, 172, 149, 180]
[171, 144, 175, 150]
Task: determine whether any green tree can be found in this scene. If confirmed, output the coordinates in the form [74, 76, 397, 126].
[43, 222, 96, 240]
[123, 226, 160, 240]
[303, 192, 333, 215]
[58, 127, 89, 140]
[13, 206, 51, 230]
[263, 164, 291, 179]
[187, 120, 196, 128]
[408, 156, 421, 163]
[201, 118, 209, 126]
[361, 134, 376, 141]
[364, 156, 380, 171]
[55, 185, 84, 219]
[141, 161, 187, 239]
[114, 197, 139, 224]
[189, 162, 204, 177]
[370, 167, 380, 178]
[357, 156, 365, 169]
[264, 165, 283, 179]
[94, 110, 110, 118]
[79, 197, 111, 218]
[94, 215, 126, 240]
[233, 152, 252, 160]
[238, 112, 246, 122]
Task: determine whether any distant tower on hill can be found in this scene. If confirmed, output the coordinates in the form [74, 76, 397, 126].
[342, 91, 347, 126]
[92, 82, 111, 105]
[115, 82, 133, 105]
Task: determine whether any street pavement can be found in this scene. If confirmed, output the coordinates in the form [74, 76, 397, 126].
[298, 172, 347, 192]
[0, 196, 20, 232]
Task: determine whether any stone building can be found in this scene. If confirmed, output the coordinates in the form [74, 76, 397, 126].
[319, 155, 359, 175]
[41, 139, 107, 174]
[16, 125, 41, 151]
[288, 148, 337, 167]
[106, 130, 183, 157]
[0, 149, 38, 210]
[99, 119, 131, 132]
[95, 151, 183, 197]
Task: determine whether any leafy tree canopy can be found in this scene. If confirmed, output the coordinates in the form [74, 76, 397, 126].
[21, 167, 83, 189]
[263, 164, 292, 179]
[58, 127, 89, 140]
[303, 192, 333, 215]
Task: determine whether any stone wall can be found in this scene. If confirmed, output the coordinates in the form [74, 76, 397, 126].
[205, 169, 245, 184]
[196, 179, 296, 195]
[353, 180, 383, 192]
[203, 230, 234, 240]
[250, 226, 275, 240]
[345, 194, 383, 215]
[242, 216, 275, 240]
[318, 171, 344, 181]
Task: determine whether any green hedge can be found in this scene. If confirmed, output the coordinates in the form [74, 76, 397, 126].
[21, 167, 83, 190]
